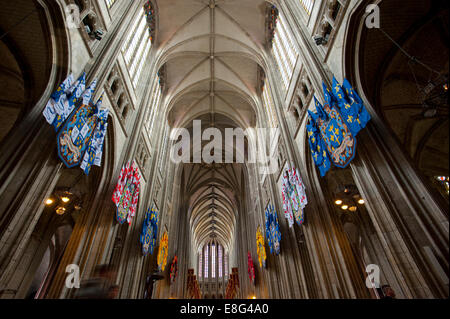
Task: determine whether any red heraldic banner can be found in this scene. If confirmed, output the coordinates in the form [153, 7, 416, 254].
[112, 161, 141, 224]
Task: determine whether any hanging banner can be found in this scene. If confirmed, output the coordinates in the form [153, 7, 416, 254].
[265, 205, 281, 255]
[256, 226, 267, 268]
[170, 256, 178, 284]
[307, 77, 371, 177]
[157, 230, 169, 272]
[247, 252, 255, 285]
[112, 161, 141, 224]
[44, 74, 109, 175]
[80, 98, 109, 175]
[140, 206, 159, 256]
[281, 165, 308, 227]
[55, 80, 108, 171]
[43, 73, 86, 131]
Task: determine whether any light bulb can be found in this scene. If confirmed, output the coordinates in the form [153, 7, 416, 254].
[56, 207, 66, 215]
[45, 198, 54, 205]
[335, 199, 343, 205]
[358, 199, 365, 205]
[341, 205, 349, 210]
[61, 197, 70, 203]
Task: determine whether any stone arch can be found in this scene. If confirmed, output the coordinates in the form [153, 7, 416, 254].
[13, 110, 116, 298]
[342, 0, 449, 298]
[0, 0, 69, 146]
[344, 0, 449, 202]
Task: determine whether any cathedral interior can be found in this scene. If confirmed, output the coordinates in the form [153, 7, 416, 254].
[0, 0, 448, 300]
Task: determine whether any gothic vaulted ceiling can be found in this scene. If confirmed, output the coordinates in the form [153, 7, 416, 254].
[153, 0, 269, 250]
[155, 0, 270, 130]
[184, 163, 243, 252]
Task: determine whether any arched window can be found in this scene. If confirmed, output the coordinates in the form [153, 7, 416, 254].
[218, 245, 223, 278]
[204, 244, 209, 278]
[105, 0, 117, 9]
[145, 75, 162, 132]
[121, 1, 155, 88]
[211, 243, 216, 278]
[270, 8, 299, 91]
[198, 249, 203, 278]
[199, 241, 225, 281]
[224, 253, 229, 278]
[299, 0, 314, 15]
[262, 78, 278, 128]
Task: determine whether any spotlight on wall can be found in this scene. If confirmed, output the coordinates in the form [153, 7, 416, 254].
[334, 184, 366, 213]
[61, 197, 70, 203]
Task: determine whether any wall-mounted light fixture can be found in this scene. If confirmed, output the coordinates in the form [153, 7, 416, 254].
[334, 184, 366, 212]
[45, 188, 82, 216]
[56, 207, 66, 215]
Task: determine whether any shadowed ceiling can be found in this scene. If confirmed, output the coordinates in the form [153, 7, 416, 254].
[359, 0, 449, 197]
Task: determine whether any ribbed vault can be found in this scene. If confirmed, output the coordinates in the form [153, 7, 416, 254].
[184, 163, 244, 252]
[154, 0, 270, 130]
[154, 0, 269, 254]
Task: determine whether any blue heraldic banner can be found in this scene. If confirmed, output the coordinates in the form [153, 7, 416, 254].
[43, 73, 87, 131]
[307, 77, 371, 177]
[265, 205, 281, 256]
[80, 99, 109, 175]
[44, 74, 110, 175]
[140, 206, 159, 256]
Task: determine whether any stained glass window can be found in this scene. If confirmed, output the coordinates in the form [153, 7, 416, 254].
[121, 4, 153, 88]
[198, 249, 203, 278]
[159, 125, 170, 170]
[204, 244, 209, 278]
[145, 75, 162, 132]
[224, 253, 229, 278]
[211, 243, 216, 278]
[105, 0, 117, 9]
[272, 12, 298, 91]
[218, 245, 223, 278]
[201, 242, 227, 281]
[299, 0, 314, 15]
[262, 78, 278, 127]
